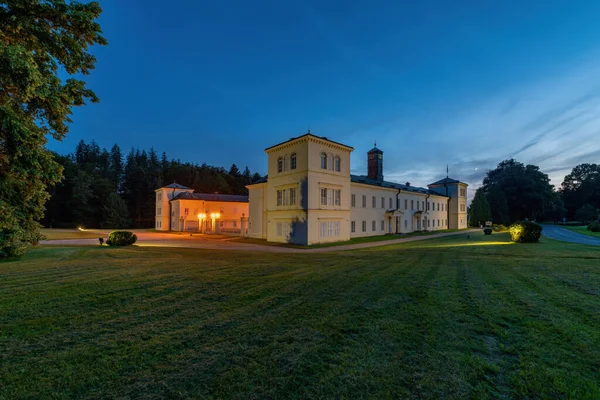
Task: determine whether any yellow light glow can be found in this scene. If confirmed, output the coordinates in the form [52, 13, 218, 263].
[197, 213, 206, 219]
[215, 213, 221, 219]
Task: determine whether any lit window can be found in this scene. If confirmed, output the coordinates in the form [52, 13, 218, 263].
[277, 157, 283, 173]
[291, 153, 297, 170]
[320, 152, 327, 169]
[334, 156, 341, 172]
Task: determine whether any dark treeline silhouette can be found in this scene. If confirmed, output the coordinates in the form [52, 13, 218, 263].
[469, 159, 599, 226]
[43, 140, 263, 229]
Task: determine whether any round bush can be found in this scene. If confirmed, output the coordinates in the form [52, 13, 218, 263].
[509, 221, 543, 243]
[483, 228, 493, 235]
[107, 231, 137, 246]
[588, 221, 600, 232]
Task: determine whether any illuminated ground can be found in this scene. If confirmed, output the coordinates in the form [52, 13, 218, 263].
[2, 233, 600, 398]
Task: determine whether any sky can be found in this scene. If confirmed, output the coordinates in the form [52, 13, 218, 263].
[49, 0, 600, 200]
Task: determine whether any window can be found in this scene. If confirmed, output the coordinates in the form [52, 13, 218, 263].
[290, 188, 296, 206]
[362, 195, 367, 208]
[277, 157, 283, 173]
[438, 219, 440, 227]
[351, 221, 356, 233]
[157, 193, 162, 201]
[321, 221, 340, 237]
[389, 198, 392, 209]
[362, 221, 367, 232]
[327, 189, 334, 205]
[381, 220, 385, 231]
[411, 200, 414, 210]
[437, 203, 440, 211]
[335, 189, 341, 206]
[428, 219, 430, 227]
[184, 208, 189, 216]
[422, 201, 425, 210]
[321, 188, 327, 205]
[351, 194, 356, 207]
[381, 197, 385, 209]
[157, 208, 161, 216]
[372, 221, 376, 231]
[372, 196, 376, 208]
[404, 219, 407, 228]
[233, 221, 237, 227]
[283, 189, 289, 205]
[320, 152, 327, 169]
[334, 156, 341, 172]
[277, 190, 282, 206]
[291, 153, 297, 170]
[404, 199, 408, 209]
[220, 221, 224, 228]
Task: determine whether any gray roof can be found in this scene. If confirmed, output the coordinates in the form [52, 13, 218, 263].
[265, 133, 354, 151]
[172, 192, 249, 203]
[162, 183, 192, 190]
[351, 175, 448, 197]
[428, 177, 462, 186]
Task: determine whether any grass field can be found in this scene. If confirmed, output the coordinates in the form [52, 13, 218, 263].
[564, 225, 600, 239]
[2, 233, 600, 398]
[40, 228, 110, 240]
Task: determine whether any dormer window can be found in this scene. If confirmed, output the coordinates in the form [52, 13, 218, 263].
[334, 156, 341, 172]
[320, 152, 327, 169]
[291, 153, 297, 170]
[277, 157, 283, 173]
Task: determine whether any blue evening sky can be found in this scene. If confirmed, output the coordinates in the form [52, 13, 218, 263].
[49, 0, 600, 197]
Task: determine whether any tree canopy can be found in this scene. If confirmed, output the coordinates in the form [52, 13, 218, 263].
[0, 0, 106, 257]
[561, 163, 600, 219]
[468, 188, 491, 227]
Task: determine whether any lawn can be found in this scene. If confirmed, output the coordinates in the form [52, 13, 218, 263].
[564, 225, 600, 239]
[2, 234, 600, 398]
[40, 228, 110, 240]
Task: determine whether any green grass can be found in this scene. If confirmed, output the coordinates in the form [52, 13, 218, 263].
[233, 228, 470, 249]
[2, 234, 600, 398]
[40, 228, 110, 240]
[563, 225, 600, 238]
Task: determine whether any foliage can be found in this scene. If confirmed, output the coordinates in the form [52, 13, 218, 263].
[483, 228, 492, 235]
[468, 188, 491, 227]
[4, 236, 600, 398]
[43, 140, 264, 228]
[575, 204, 598, 224]
[106, 231, 137, 246]
[509, 221, 543, 243]
[588, 221, 600, 233]
[561, 163, 600, 219]
[0, 1, 106, 257]
[481, 159, 557, 224]
[492, 224, 508, 232]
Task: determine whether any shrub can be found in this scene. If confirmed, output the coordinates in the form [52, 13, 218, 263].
[509, 221, 543, 243]
[588, 221, 600, 232]
[492, 224, 508, 232]
[483, 228, 492, 235]
[107, 231, 137, 246]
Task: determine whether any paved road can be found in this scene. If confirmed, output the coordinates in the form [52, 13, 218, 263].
[40, 229, 477, 253]
[542, 224, 600, 246]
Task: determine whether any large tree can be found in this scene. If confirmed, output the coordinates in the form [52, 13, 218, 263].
[0, 1, 106, 257]
[469, 188, 492, 227]
[561, 163, 600, 218]
[481, 159, 556, 224]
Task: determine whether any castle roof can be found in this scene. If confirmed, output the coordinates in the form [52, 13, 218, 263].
[351, 175, 448, 197]
[162, 183, 192, 190]
[264, 133, 354, 152]
[428, 177, 464, 186]
[171, 192, 249, 203]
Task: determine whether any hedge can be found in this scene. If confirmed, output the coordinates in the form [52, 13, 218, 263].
[509, 221, 543, 243]
[106, 231, 137, 246]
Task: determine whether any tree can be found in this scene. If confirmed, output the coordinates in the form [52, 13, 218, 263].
[561, 164, 600, 219]
[109, 144, 124, 193]
[480, 159, 556, 224]
[0, 1, 106, 257]
[469, 188, 492, 227]
[102, 192, 131, 228]
[487, 185, 509, 225]
[575, 204, 598, 224]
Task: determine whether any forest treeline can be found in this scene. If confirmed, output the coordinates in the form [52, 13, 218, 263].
[42, 140, 263, 229]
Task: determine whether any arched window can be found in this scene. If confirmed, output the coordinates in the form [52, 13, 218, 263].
[320, 152, 327, 169]
[334, 156, 341, 172]
[291, 153, 297, 170]
[277, 157, 283, 173]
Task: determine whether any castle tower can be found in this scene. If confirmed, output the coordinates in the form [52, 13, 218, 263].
[154, 183, 194, 231]
[367, 144, 383, 181]
[428, 177, 468, 229]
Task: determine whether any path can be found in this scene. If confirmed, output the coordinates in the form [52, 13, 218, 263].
[40, 229, 477, 253]
[542, 224, 600, 246]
